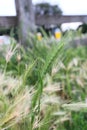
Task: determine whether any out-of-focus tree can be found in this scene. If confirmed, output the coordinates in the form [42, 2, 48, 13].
[35, 2, 62, 15]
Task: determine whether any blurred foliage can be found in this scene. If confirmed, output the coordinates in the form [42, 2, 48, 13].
[77, 23, 87, 34]
[35, 2, 62, 15]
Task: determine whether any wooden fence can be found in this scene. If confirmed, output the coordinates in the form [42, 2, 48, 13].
[0, 15, 87, 29]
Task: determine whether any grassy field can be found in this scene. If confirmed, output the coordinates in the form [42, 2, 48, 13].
[0, 32, 87, 130]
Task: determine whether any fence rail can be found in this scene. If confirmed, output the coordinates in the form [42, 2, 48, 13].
[0, 16, 17, 28]
[35, 15, 87, 25]
[0, 15, 87, 28]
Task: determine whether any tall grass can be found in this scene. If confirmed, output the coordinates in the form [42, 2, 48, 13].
[0, 31, 87, 130]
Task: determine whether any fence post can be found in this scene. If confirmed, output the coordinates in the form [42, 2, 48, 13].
[15, 0, 35, 45]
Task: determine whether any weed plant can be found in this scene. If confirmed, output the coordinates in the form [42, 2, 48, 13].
[0, 31, 87, 130]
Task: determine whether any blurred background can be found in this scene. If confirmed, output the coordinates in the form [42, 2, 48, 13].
[0, 0, 87, 43]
